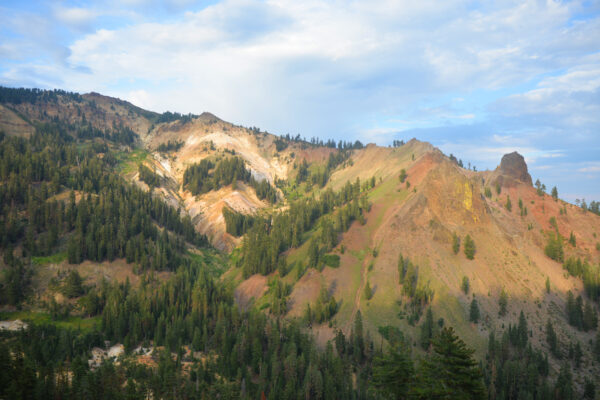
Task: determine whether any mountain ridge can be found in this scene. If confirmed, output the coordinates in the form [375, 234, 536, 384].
[1, 86, 599, 392]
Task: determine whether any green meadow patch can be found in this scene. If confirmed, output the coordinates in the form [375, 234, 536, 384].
[32, 251, 67, 265]
[0, 311, 100, 332]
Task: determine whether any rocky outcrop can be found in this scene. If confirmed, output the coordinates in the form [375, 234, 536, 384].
[0, 319, 28, 331]
[497, 151, 532, 186]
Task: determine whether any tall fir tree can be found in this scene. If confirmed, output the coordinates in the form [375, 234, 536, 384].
[415, 327, 486, 399]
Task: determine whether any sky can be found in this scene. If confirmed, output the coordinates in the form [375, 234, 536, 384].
[0, 0, 599, 202]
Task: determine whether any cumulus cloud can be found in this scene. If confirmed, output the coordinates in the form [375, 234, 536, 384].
[490, 55, 600, 133]
[54, 6, 100, 30]
[5, 1, 600, 125]
[0, 0, 599, 199]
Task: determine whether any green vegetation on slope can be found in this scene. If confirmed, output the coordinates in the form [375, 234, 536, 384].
[184, 156, 277, 203]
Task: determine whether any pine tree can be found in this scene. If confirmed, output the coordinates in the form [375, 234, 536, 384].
[416, 327, 486, 399]
[544, 232, 564, 262]
[364, 281, 373, 301]
[353, 311, 365, 364]
[554, 363, 574, 400]
[452, 233, 460, 255]
[583, 302, 598, 331]
[398, 169, 407, 183]
[566, 292, 584, 330]
[461, 276, 469, 294]
[569, 231, 576, 247]
[372, 345, 414, 399]
[420, 308, 435, 349]
[573, 341, 582, 368]
[498, 289, 508, 317]
[517, 310, 528, 347]
[192, 327, 202, 352]
[518, 198, 524, 215]
[469, 299, 480, 323]
[308, 239, 320, 269]
[584, 378, 595, 399]
[62, 270, 84, 298]
[463, 234, 475, 260]
[551, 186, 558, 201]
[546, 319, 558, 357]
[505, 196, 512, 212]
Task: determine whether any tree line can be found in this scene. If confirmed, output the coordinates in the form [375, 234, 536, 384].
[0, 86, 83, 104]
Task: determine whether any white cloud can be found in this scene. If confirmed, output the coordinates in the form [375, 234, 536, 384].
[127, 89, 153, 110]
[54, 7, 100, 30]
[1, 0, 597, 131]
[577, 164, 600, 173]
[490, 55, 600, 132]
[1, 0, 599, 199]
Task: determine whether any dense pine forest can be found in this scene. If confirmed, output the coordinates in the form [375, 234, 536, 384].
[0, 87, 597, 399]
[183, 156, 278, 203]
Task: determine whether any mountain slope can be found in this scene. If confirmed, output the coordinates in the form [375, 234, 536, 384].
[279, 140, 600, 360]
[1, 86, 599, 391]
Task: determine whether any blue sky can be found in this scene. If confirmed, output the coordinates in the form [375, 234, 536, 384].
[1, 0, 599, 202]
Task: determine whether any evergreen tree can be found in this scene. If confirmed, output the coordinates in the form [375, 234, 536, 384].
[364, 281, 373, 301]
[498, 289, 508, 317]
[415, 327, 486, 399]
[420, 308, 435, 349]
[544, 232, 564, 262]
[463, 234, 475, 260]
[573, 341, 583, 368]
[566, 291, 584, 330]
[554, 363, 574, 400]
[546, 319, 558, 357]
[452, 233, 460, 255]
[398, 169, 407, 183]
[551, 186, 558, 201]
[584, 378, 595, 399]
[517, 310, 528, 348]
[461, 276, 469, 294]
[372, 345, 414, 399]
[469, 299, 480, 323]
[62, 270, 84, 298]
[138, 164, 160, 188]
[583, 301, 598, 331]
[569, 231, 576, 247]
[352, 311, 365, 364]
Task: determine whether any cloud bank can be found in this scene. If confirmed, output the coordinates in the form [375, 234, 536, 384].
[0, 0, 599, 200]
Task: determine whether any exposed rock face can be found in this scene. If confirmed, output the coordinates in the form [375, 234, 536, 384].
[0, 319, 28, 331]
[498, 152, 532, 186]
